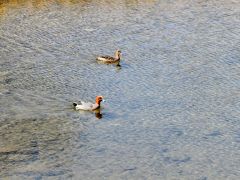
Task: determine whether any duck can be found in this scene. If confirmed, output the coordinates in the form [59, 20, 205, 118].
[96, 50, 121, 63]
[73, 96, 104, 111]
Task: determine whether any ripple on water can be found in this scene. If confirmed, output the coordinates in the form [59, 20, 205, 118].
[0, 0, 240, 179]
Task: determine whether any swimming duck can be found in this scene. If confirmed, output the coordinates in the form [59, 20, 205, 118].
[96, 50, 121, 63]
[73, 96, 104, 111]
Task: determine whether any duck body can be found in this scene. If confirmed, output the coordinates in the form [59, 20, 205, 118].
[97, 56, 120, 63]
[97, 50, 121, 63]
[73, 96, 103, 111]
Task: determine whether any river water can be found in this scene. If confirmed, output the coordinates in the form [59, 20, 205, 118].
[0, 0, 240, 179]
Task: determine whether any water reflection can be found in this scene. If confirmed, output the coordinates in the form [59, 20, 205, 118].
[97, 60, 122, 70]
[0, 0, 91, 16]
[74, 108, 103, 119]
[0, 0, 156, 17]
[95, 109, 102, 119]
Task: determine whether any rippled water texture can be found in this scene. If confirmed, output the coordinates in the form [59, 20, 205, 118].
[0, 0, 240, 179]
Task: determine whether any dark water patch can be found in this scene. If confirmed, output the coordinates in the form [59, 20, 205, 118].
[163, 127, 184, 139]
[122, 167, 137, 172]
[163, 156, 191, 165]
[234, 131, 240, 143]
[13, 169, 67, 178]
[3, 78, 14, 84]
[205, 131, 223, 137]
[198, 177, 208, 180]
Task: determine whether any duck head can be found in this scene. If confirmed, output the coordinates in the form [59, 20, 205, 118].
[96, 96, 104, 105]
[115, 50, 121, 60]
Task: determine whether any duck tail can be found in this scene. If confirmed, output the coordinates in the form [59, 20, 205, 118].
[73, 102, 78, 107]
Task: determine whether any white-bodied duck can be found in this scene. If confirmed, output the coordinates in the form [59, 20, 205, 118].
[73, 96, 104, 111]
[96, 50, 121, 63]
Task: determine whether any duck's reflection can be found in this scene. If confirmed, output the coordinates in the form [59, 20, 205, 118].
[116, 63, 122, 70]
[97, 61, 122, 71]
[95, 112, 102, 119]
[94, 109, 102, 119]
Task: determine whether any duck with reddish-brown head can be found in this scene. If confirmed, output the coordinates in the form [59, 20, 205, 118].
[73, 96, 104, 111]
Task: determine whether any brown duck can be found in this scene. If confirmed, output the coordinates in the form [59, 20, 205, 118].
[96, 50, 121, 63]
